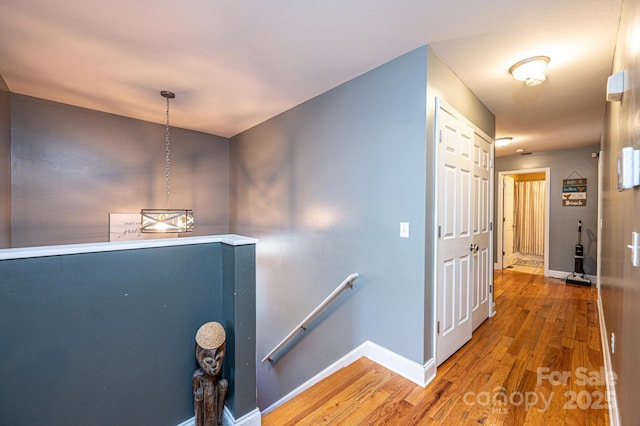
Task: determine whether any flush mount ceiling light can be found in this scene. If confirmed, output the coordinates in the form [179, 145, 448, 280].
[509, 56, 550, 87]
[141, 91, 194, 233]
[495, 137, 513, 147]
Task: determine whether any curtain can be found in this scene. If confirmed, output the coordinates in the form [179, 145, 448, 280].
[514, 180, 545, 256]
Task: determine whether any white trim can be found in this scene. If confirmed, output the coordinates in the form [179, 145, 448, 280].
[262, 341, 435, 415]
[488, 133, 496, 319]
[224, 408, 262, 426]
[496, 173, 505, 270]
[0, 234, 258, 260]
[363, 341, 436, 387]
[496, 168, 550, 276]
[546, 269, 596, 284]
[597, 150, 603, 291]
[261, 343, 365, 415]
[178, 407, 262, 426]
[431, 97, 442, 396]
[597, 293, 620, 426]
[175, 418, 195, 426]
[494, 262, 500, 270]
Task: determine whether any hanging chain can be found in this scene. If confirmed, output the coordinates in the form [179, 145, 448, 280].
[164, 94, 171, 208]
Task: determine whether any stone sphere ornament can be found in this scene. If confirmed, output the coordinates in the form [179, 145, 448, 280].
[193, 322, 228, 426]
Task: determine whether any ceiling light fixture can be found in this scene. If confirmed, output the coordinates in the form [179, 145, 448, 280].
[516, 148, 532, 156]
[141, 91, 194, 233]
[509, 56, 550, 87]
[495, 137, 513, 147]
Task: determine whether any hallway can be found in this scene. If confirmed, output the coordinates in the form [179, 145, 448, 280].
[262, 270, 608, 425]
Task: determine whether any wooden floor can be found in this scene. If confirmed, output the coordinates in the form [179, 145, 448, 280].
[262, 270, 609, 425]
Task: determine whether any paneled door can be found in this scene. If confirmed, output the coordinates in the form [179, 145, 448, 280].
[435, 100, 474, 366]
[471, 132, 492, 330]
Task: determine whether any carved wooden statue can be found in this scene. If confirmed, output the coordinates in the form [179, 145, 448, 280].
[193, 322, 228, 426]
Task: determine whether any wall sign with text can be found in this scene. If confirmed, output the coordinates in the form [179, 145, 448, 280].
[562, 178, 587, 206]
[108, 213, 177, 241]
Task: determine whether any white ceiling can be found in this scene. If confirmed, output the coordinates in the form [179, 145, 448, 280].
[0, 0, 622, 156]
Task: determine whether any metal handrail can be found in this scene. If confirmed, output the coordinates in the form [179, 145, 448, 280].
[261, 272, 359, 363]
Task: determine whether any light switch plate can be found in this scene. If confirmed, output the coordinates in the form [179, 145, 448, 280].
[400, 222, 409, 238]
[618, 147, 635, 191]
[628, 231, 640, 267]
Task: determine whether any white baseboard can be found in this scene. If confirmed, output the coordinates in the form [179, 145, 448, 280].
[493, 262, 500, 270]
[262, 341, 435, 415]
[546, 269, 596, 284]
[597, 293, 620, 426]
[176, 418, 194, 426]
[362, 341, 436, 387]
[178, 407, 261, 426]
[260, 343, 366, 415]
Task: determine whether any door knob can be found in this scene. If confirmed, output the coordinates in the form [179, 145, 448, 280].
[470, 243, 479, 253]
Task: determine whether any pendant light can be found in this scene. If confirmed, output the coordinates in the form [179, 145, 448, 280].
[141, 91, 194, 233]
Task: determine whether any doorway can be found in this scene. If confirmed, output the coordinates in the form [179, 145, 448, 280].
[497, 169, 550, 276]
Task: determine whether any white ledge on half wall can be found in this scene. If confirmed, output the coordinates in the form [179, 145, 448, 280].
[0, 234, 258, 261]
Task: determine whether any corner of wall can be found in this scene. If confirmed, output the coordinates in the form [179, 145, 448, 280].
[426, 45, 496, 139]
[221, 242, 258, 419]
[0, 73, 11, 248]
[261, 340, 436, 416]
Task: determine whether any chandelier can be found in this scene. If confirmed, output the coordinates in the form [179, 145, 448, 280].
[141, 91, 194, 233]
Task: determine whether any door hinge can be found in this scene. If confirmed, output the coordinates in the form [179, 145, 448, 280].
[502, 251, 505, 256]
[439, 130, 444, 143]
[438, 225, 442, 238]
[490, 159, 494, 169]
[490, 284, 493, 293]
[437, 321, 440, 335]
[489, 222, 493, 231]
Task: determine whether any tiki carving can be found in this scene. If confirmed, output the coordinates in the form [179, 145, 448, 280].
[193, 322, 228, 426]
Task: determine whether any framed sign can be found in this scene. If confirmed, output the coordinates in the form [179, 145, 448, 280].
[109, 213, 177, 241]
[562, 178, 587, 206]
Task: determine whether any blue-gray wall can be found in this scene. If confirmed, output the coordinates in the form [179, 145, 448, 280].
[0, 241, 257, 425]
[9, 94, 230, 248]
[600, 0, 640, 422]
[231, 46, 428, 409]
[494, 145, 599, 274]
[2, 42, 497, 417]
[221, 244, 257, 418]
[230, 45, 495, 409]
[0, 75, 10, 248]
[426, 48, 495, 138]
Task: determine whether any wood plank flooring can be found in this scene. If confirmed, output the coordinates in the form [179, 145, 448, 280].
[262, 270, 609, 425]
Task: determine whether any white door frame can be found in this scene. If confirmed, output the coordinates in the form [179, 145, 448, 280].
[496, 168, 550, 277]
[596, 151, 603, 291]
[502, 175, 516, 268]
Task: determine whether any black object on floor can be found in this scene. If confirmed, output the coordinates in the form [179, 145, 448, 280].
[566, 220, 591, 286]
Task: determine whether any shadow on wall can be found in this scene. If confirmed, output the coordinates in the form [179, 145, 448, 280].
[584, 228, 597, 275]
